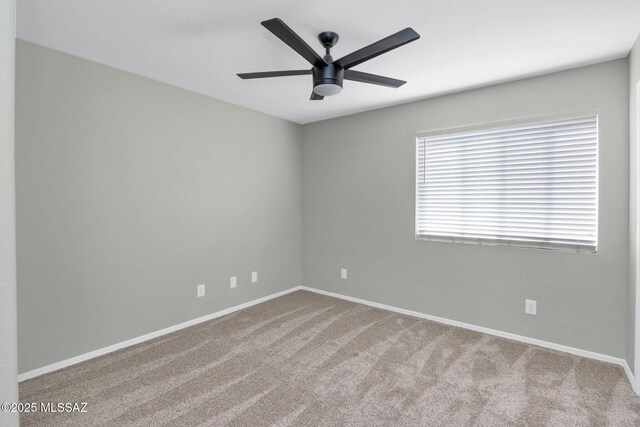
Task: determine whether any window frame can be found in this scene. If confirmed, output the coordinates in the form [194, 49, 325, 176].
[414, 110, 600, 253]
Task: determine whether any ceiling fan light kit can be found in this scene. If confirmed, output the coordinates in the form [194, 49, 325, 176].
[237, 18, 420, 100]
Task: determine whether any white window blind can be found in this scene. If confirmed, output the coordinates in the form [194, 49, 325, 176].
[416, 115, 598, 252]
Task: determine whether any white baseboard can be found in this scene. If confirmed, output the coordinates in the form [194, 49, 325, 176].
[18, 286, 304, 382]
[299, 286, 638, 393]
[622, 360, 638, 394]
[19, 284, 637, 395]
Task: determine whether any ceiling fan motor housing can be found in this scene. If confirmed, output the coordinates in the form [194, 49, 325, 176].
[313, 63, 343, 94]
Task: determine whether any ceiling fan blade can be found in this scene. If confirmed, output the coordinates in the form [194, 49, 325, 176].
[343, 70, 406, 88]
[237, 70, 312, 79]
[334, 28, 420, 70]
[310, 91, 324, 101]
[261, 18, 326, 67]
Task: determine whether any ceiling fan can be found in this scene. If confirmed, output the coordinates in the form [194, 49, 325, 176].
[237, 18, 420, 100]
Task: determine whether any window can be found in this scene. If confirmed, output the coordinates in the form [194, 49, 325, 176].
[416, 115, 598, 252]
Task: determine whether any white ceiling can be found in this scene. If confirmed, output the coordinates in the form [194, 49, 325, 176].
[17, 0, 640, 124]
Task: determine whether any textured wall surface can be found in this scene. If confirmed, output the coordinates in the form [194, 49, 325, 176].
[302, 60, 629, 358]
[0, 0, 19, 425]
[15, 40, 634, 377]
[16, 40, 302, 373]
[629, 34, 640, 374]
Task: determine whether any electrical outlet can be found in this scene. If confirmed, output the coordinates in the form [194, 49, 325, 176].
[525, 299, 537, 315]
[197, 284, 205, 298]
[230, 276, 237, 289]
[340, 268, 347, 279]
[252, 271, 258, 283]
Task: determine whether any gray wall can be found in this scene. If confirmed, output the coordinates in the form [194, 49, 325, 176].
[302, 60, 630, 358]
[16, 40, 302, 374]
[1, 0, 19, 425]
[16, 39, 633, 375]
[629, 34, 640, 373]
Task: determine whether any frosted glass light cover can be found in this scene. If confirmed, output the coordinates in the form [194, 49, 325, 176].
[313, 84, 342, 97]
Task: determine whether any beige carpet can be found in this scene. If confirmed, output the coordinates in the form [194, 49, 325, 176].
[19, 290, 640, 426]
